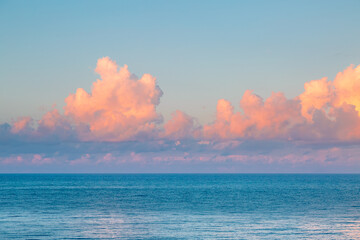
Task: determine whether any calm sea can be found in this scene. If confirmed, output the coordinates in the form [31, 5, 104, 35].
[0, 174, 360, 239]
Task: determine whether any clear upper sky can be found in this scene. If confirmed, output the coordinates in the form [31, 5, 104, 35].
[1, 0, 360, 124]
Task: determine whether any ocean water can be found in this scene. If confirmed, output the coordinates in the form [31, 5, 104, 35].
[0, 174, 360, 239]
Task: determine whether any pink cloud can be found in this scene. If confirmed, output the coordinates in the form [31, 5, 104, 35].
[31, 154, 53, 165]
[11, 117, 33, 134]
[38, 109, 70, 132]
[204, 64, 360, 141]
[64, 57, 163, 141]
[332, 65, 360, 111]
[163, 110, 197, 139]
[1, 155, 24, 164]
[3, 58, 360, 149]
[298, 77, 331, 121]
[204, 91, 303, 139]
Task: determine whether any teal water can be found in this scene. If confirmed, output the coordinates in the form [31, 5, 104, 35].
[0, 174, 360, 239]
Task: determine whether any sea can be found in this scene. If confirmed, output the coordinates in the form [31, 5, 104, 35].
[0, 174, 360, 239]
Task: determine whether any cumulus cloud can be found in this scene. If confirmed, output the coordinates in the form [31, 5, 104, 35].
[64, 57, 163, 141]
[2, 58, 360, 172]
[204, 91, 304, 140]
[298, 77, 331, 121]
[332, 65, 360, 111]
[2, 57, 165, 142]
[6, 58, 360, 143]
[163, 110, 199, 139]
[205, 64, 360, 142]
[11, 117, 33, 134]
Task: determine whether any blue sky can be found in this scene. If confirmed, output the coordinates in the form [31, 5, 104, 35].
[1, 0, 360, 123]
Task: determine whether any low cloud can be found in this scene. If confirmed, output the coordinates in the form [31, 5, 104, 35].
[64, 57, 163, 141]
[2, 58, 360, 172]
[163, 110, 199, 139]
[205, 64, 360, 142]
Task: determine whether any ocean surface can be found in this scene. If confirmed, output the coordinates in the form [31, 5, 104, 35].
[0, 174, 360, 239]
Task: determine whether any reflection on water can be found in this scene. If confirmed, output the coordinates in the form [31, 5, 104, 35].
[0, 174, 360, 239]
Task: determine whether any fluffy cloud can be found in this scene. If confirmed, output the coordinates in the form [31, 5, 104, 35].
[205, 64, 360, 141]
[298, 77, 332, 121]
[11, 116, 33, 134]
[163, 110, 198, 139]
[2, 59, 360, 172]
[204, 91, 304, 140]
[4, 57, 164, 142]
[7, 58, 360, 143]
[64, 57, 163, 141]
[333, 65, 360, 111]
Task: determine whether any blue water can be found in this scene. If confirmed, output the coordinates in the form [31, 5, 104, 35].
[1, 174, 360, 239]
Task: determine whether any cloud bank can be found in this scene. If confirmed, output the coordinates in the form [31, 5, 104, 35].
[2, 58, 360, 172]
[204, 64, 360, 141]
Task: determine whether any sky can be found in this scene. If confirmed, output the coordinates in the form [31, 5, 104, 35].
[1, 0, 360, 173]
